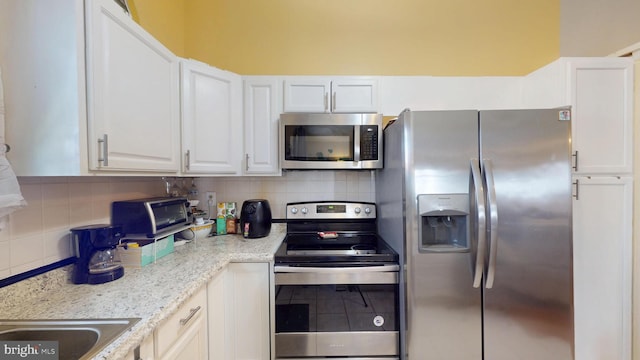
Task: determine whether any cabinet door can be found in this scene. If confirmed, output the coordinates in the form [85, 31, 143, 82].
[156, 287, 208, 360]
[124, 335, 155, 360]
[0, 0, 90, 176]
[283, 78, 331, 113]
[225, 262, 270, 360]
[331, 79, 379, 113]
[573, 176, 632, 360]
[569, 58, 633, 175]
[85, 0, 180, 172]
[207, 268, 227, 360]
[157, 315, 207, 360]
[243, 77, 281, 175]
[181, 59, 242, 175]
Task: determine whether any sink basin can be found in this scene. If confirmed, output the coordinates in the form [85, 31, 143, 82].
[0, 318, 140, 360]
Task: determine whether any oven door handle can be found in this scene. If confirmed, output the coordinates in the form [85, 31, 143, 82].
[274, 264, 399, 285]
[274, 264, 399, 273]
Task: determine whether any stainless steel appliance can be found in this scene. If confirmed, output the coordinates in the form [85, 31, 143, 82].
[111, 197, 190, 238]
[71, 224, 125, 284]
[376, 109, 574, 360]
[279, 113, 383, 170]
[274, 201, 399, 359]
[240, 199, 272, 238]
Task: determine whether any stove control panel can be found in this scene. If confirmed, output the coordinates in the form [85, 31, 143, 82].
[286, 201, 376, 219]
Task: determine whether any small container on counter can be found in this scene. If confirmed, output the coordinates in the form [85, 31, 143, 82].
[226, 218, 236, 234]
[216, 202, 237, 235]
[216, 216, 226, 235]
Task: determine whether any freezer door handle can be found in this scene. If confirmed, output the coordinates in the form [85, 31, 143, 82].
[483, 159, 498, 289]
[469, 159, 486, 288]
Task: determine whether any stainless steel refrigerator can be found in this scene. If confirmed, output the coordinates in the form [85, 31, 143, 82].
[376, 109, 573, 360]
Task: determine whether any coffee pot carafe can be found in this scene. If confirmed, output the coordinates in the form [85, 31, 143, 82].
[71, 224, 124, 284]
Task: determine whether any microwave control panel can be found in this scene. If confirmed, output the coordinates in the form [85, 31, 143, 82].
[360, 125, 379, 160]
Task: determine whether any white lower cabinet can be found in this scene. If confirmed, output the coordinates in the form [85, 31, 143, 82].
[224, 262, 271, 360]
[573, 176, 632, 360]
[207, 268, 228, 359]
[155, 287, 209, 360]
[125, 334, 154, 360]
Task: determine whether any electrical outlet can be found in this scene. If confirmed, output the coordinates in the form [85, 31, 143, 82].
[205, 192, 216, 206]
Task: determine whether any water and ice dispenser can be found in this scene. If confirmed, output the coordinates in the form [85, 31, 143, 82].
[418, 194, 469, 252]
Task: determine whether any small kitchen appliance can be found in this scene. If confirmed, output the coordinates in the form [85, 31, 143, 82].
[240, 199, 272, 238]
[279, 113, 383, 170]
[111, 197, 190, 238]
[274, 201, 399, 359]
[71, 224, 124, 285]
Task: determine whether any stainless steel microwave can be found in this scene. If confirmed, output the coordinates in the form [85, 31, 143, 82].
[279, 113, 383, 170]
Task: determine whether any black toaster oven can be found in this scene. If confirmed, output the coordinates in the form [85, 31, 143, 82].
[111, 197, 190, 238]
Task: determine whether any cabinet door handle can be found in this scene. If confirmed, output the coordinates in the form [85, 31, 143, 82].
[98, 134, 109, 166]
[332, 91, 336, 112]
[246, 153, 249, 171]
[324, 92, 328, 112]
[572, 151, 578, 171]
[572, 179, 580, 200]
[185, 150, 191, 171]
[179, 306, 202, 326]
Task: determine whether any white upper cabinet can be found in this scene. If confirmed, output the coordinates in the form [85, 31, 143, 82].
[86, 0, 180, 172]
[0, 0, 181, 175]
[0, 0, 89, 176]
[180, 59, 242, 175]
[283, 77, 379, 113]
[523, 57, 634, 175]
[243, 77, 281, 175]
[283, 78, 331, 113]
[569, 59, 633, 175]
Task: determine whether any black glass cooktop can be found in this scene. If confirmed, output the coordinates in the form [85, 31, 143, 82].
[274, 233, 398, 265]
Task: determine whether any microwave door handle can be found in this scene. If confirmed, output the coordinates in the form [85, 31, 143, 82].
[354, 125, 361, 162]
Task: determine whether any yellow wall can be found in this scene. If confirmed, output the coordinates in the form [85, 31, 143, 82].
[129, 0, 185, 57]
[131, 0, 560, 76]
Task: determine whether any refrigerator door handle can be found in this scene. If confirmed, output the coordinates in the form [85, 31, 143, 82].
[469, 159, 486, 288]
[483, 159, 498, 289]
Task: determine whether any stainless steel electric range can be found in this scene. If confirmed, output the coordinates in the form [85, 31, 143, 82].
[274, 201, 400, 360]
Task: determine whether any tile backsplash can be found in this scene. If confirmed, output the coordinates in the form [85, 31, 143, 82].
[193, 170, 376, 220]
[0, 170, 376, 282]
[0, 177, 166, 280]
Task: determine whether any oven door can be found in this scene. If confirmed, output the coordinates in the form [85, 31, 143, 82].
[274, 264, 399, 359]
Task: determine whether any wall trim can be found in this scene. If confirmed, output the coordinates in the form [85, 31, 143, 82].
[610, 41, 640, 58]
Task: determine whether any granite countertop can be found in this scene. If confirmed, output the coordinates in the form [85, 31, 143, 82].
[0, 223, 286, 360]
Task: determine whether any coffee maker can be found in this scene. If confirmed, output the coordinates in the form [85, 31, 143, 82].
[71, 224, 125, 284]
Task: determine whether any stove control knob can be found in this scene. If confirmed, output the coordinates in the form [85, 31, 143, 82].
[364, 207, 372, 215]
[354, 207, 361, 214]
[290, 207, 298, 215]
[301, 207, 308, 215]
